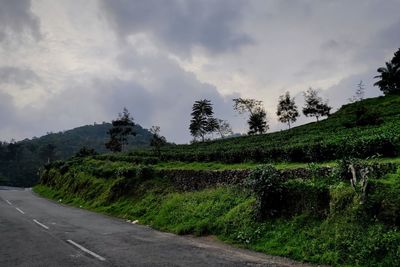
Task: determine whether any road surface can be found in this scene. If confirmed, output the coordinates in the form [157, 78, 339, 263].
[0, 187, 314, 267]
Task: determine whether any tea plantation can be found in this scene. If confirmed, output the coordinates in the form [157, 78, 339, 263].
[35, 95, 400, 266]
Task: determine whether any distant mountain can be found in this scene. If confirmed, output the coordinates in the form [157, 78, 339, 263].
[0, 123, 152, 187]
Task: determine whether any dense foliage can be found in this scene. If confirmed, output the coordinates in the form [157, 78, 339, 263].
[36, 157, 400, 266]
[0, 123, 152, 187]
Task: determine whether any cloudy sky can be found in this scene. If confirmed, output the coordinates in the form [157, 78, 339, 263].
[1, 0, 399, 143]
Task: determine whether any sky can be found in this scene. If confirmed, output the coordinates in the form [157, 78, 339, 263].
[1, 0, 399, 143]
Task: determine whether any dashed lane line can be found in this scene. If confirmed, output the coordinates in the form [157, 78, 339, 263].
[66, 240, 106, 262]
[15, 207, 25, 214]
[5, 200, 12, 205]
[33, 219, 49, 230]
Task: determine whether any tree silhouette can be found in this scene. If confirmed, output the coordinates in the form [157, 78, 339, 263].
[105, 108, 136, 152]
[215, 119, 233, 138]
[302, 88, 331, 122]
[349, 80, 365, 103]
[149, 126, 167, 156]
[392, 48, 400, 66]
[233, 98, 268, 134]
[189, 99, 217, 142]
[248, 109, 268, 135]
[374, 61, 400, 95]
[276, 91, 299, 129]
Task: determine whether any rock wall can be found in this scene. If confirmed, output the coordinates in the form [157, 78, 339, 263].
[157, 162, 397, 191]
[157, 167, 333, 191]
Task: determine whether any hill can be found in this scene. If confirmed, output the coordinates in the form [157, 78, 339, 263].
[34, 95, 400, 266]
[125, 95, 400, 164]
[0, 123, 152, 187]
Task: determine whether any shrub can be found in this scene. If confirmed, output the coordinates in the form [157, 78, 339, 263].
[283, 179, 330, 217]
[247, 165, 284, 219]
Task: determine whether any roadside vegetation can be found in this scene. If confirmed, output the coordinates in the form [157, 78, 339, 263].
[35, 157, 400, 266]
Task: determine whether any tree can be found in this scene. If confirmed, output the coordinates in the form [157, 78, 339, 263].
[302, 88, 331, 122]
[39, 144, 56, 163]
[349, 80, 365, 103]
[276, 91, 299, 129]
[233, 98, 268, 134]
[75, 147, 98, 158]
[105, 108, 136, 152]
[391, 48, 400, 66]
[374, 62, 400, 95]
[149, 126, 167, 156]
[189, 99, 217, 142]
[248, 109, 268, 135]
[215, 119, 233, 138]
[232, 98, 263, 115]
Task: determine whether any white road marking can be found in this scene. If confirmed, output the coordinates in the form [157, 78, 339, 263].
[33, 219, 49, 230]
[15, 208, 25, 214]
[5, 200, 12, 205]
[66, 240, 106, 262]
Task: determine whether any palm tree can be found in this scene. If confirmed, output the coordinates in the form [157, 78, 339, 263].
[374, 62, 400, 95]
[189, 99, 217, 142]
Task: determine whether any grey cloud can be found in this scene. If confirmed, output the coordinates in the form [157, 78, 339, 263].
[325, 70, 382, 110]
[0, 91, 19, 141]
[0, 91, 16, 124]
[107, 49, 243, 142]
[100, 0, 252, 57]
[0, 0, 41, 42]
[1, 48, 243, 143]
[0, 66, 39, 86]
[320, 40, 341, 51]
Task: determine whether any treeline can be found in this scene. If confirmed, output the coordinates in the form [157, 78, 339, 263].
[188, 87, 332, 142]
[0, 141, 53, 186]
[0, 123, 152, 187]
[188, 47, 400, 142]
[125, 95, 400, 164]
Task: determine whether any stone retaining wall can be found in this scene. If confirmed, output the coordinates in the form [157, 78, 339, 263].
[157, 162, 397, 191]
[157, 167, 333, 191]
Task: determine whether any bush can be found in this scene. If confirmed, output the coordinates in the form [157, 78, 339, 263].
[247, 165, 284, 219]
[283, 179, 330, 217]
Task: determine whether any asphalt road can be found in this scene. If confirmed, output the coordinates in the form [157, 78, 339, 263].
[0, 187, 314, 267]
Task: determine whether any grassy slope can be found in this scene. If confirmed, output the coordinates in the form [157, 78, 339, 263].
[35, 158, 400, 267]
[153, 157, 400, 171]
[128, 95, 400, 163]
[33, 96, 400, 266]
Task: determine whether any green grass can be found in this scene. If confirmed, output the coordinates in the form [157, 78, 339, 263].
[153, 161, 337, 170]
[34, 179, 400, 267]
[153, 158, 398, 171]
[121, 95, 400, 164]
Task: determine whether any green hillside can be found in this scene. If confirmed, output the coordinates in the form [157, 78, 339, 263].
[33, 95, 400, 266]
[36, 154, 400, 266]
[0, 123, 152, 187]
[128, 95, 400, 164]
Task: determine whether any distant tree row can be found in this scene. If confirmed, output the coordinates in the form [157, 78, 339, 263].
[105, 48, 400, 147]
[105, 108, 167, 155]
[188, 88, 331, 141]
